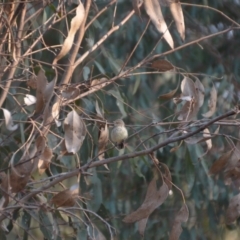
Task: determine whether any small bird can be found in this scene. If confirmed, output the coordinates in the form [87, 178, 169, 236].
[111, 119, 128, 149]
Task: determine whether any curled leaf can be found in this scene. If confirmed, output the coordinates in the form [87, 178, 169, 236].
[159, 83, 179, 100]
[53, 3, 85, 64]
[1, 108, 18, 131]
[64, 110, 86, 154]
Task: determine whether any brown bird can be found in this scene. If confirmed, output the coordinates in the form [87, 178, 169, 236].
[111, 119, 128, 149]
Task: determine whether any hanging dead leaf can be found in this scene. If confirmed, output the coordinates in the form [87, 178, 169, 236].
[225, 193, 240, 224]
[123, 180, 168, 223]
[227, 140, 240, 168]
[52, 101, 61, 127]
[53, 3, 85, 64]
[1, 108, 18, 131]
[35, 135, 46, 155]
[159, 84, 178, 100]
[98, 123, 109, 160]
[95, 101, 109, 169]
[51, 189, 76, 208]
[181, 77, 197, 98]
[38, 147, 53, 175]
[209, 150, 232, 175]
[202, 85, 217, 118]
[144, 0, 174, 49]
[138, 217, 148, 236]
[194, 77, 205, 108]
[64, 110, 86, 154]
[35, 70, 48, 114]
[169, 204, 189, 240]
[203, 128, 212, 150]
[10, 159, 33, 193]
[43, 80, 55, 106]
[169, 1, 185, 41]
[160, 162, 172, 189]
[177, 77, 199, 121]
[151, 59, 174, 72]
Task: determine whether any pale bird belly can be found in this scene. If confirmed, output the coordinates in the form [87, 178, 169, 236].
[111, 127, 128, 143]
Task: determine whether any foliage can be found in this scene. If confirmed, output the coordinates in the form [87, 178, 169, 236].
[0, 0, 240, 239]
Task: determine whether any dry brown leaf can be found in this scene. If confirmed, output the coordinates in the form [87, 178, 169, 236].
[138, 217, 148, 236]
[98, 123, 109, 160]
[132, 0, 141, 18]
[169, 204, 189, 240]
[35, 135, 46, 155]
[202, 85, 217, 118]
[151, 59, 174, 72]
[43, 80, 55, 106]
[64, 110, 86, 154]
[52, 101, 61, 127]
[123, 180, 168, 223]
[194, 77, 205, 108]
[38, 147, 53, 175]
[35, 70, 48, 114]
[169, 1, 185, 41]
[53, 3, 85, 64]
[160, 162, 172, 189]
[178, 77, 199, 121]
[181, 77, 196, 98]
[144, 0, 174, 49]
[159, 85, 178, 100]
[227, 140, 240, 168]
[10, 160, 33, 193]
[209, 150, 232, 175]
[225, 193, 240, 224]
[51, 189, 76, 208]
[95, 101, 109, 168]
